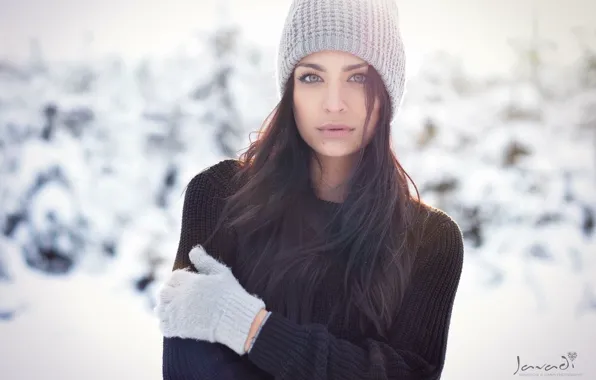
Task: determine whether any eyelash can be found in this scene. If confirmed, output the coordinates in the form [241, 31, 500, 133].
[298, 72, 367, 84]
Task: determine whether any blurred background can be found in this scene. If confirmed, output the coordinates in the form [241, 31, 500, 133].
[0, 0, 595, 379]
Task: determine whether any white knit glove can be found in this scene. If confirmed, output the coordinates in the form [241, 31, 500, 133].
[155, 245, 266, 355]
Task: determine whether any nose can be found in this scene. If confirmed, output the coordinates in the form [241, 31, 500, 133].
[323, 84, 346, 113]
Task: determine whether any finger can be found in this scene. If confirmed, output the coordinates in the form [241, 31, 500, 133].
[157, 306, 173, 337]
[167, 268, 194, 287]
[158, 284, 177, 303]
[154, 301, 168, 321]
[157, 269, 194, 303]
[188, 245, 229, 275]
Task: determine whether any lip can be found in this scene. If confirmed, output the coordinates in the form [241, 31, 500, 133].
[317, 124, 355, 131]
[316, 124, 355, 138]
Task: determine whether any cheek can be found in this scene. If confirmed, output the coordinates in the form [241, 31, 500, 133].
[362, 101, 381, 140]
[292, 87, 314, 130]
[292, 85, 303, 117]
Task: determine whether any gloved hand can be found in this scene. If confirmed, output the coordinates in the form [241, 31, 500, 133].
[155, 245, 266, 355]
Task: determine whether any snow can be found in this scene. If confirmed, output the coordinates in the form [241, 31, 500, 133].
[0, 239, 162, 379]
[1, 19, 596, 380]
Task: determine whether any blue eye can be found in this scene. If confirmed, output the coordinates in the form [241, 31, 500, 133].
[297, 72, 367, 84]
[298, 72, 321, 83]
[350, 73, 367, 83]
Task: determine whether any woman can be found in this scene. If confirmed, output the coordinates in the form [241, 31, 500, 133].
[156, 0, 464, 379]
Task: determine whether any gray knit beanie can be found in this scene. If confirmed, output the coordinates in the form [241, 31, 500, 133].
[276, 0, 407, 120]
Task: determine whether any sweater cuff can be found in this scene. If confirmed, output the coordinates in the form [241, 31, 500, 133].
[247, 311, 272, 354]
[247, 312, 310, 377]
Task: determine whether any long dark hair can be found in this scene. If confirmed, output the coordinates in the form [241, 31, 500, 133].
[208, 65, 430, 339]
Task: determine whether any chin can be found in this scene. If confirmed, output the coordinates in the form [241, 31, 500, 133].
[311, 143, 361, 158]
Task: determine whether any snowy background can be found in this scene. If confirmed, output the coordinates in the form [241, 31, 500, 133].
[1, 0, 596, 379]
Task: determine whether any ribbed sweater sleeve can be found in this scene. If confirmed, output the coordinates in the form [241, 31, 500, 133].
[246, 220, 464, 380]
[170, 167, 235, 272]
[162, 165, 266, 380]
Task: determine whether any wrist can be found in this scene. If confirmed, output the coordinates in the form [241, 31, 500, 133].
[245, 308, 268, 353]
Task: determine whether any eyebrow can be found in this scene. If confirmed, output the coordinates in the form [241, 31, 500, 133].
[296, 62, 368, 72]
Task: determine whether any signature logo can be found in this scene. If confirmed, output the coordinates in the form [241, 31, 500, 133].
[513, 352, 579, 375]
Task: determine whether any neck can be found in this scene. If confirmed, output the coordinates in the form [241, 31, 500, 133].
[310, 154, 356, 203]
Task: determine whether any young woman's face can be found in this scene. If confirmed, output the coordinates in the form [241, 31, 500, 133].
[293, 50, 380, 159]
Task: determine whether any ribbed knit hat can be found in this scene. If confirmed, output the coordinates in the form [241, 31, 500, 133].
[276, 0, 407, 120]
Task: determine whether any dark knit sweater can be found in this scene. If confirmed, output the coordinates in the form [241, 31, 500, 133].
[162, 159, 464, 380]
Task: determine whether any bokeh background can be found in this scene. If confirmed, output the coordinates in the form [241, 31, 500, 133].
[0, 0, 595, 379]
